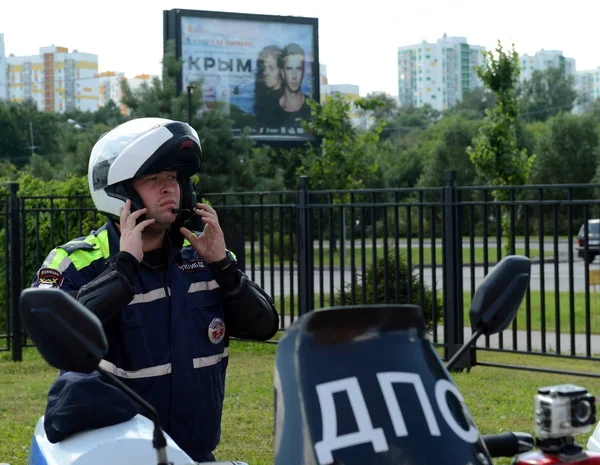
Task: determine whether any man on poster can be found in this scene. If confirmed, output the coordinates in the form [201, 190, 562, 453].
[276, 43, 311, 131]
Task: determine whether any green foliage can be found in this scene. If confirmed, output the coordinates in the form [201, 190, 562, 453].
[357, 92, 399, 122]
[0, 173, 103, 331]
[298, 94, 383, 191]
[418, 113, 483, 188]
[0, 99, 64, 166]
[446, 87, 496, 120]
[335, 244, 441, 331]
[519, 67, 578, 122]
[532, 112, 599, 186]
[467, 42, 536, 191]
[0, 160, 18, 180]
[375, 140, 423, 188]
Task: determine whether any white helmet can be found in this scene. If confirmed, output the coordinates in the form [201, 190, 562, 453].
[88, 117, 202, 219]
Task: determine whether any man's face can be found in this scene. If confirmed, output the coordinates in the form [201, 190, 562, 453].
[281, 54, 304, 92]
[131, 170, 181, 229]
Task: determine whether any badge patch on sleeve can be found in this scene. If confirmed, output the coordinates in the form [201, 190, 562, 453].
[38, 268, 64, 288]
[208, 318, 225, 344]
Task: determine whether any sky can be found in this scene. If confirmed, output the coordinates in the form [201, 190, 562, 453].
[1, 0, 599, 96]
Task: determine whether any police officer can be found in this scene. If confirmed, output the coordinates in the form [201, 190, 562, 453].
[32, 117, 279, 462]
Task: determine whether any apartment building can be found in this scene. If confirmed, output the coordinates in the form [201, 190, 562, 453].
[6, 44, 99, 113]
[398, 34, 485, 111]
[0, 34, 7, 101]
[574, 68, 600, 113]
[520, 49, 576, 82]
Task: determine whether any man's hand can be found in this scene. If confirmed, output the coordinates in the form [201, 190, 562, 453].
[180, 203, 226, 263]
[119, 199, 155, 262]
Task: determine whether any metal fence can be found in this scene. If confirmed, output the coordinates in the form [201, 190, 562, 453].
[4, 173, 600, 375]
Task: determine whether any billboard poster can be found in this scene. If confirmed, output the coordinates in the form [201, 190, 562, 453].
[164, 10, 320, 146]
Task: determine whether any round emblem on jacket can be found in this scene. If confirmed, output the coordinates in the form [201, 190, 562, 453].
[208, 318, 225, 344]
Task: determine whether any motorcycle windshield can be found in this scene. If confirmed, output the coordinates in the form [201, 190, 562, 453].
[274, 305, 492, 465]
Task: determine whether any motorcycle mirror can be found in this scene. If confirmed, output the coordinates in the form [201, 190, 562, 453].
[445, 255, 530, 372]
[469, 255, 531, 336]
[19, 287, 108, 373]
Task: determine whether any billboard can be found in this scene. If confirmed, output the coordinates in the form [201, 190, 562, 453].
[164, 9, 320, 146]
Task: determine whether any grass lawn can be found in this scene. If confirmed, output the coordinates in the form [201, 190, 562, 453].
[271, 290, 600, 335]
[463, 290, 600, 335]
[244, 245, 551, 268]
[3, 344, 600, 465]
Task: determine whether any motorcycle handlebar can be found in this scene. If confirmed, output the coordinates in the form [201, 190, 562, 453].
[194, 462, 249, 465]
[483, 432, 535, 457]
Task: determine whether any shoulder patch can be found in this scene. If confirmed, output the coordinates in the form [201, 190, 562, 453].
[58, 241, 96, 254]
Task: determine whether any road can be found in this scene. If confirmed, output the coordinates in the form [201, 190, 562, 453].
[247, 259, 600, 297]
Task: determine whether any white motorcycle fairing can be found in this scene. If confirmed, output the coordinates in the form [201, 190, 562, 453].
[28, 414, 194, 465]
[587, 421, 600, 453]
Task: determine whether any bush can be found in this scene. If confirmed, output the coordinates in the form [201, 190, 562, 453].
[334, 242, 441, 332]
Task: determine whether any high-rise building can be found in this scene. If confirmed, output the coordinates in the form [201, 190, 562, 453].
[127, 74, 157, 92]
[397, 34, 485, 111]
[0, 34, 7, 101]
[6, 44, 99, 113]
[519, 50, 576, 82]
[97, 71, 127, 114]
[95, 72, 160, 116]
[574, 68, 600, 113]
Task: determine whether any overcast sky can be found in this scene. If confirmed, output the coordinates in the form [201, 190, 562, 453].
[2, 0, 598, 95]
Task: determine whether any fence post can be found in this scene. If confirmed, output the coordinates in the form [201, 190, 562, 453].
[442, 171, 471, 370]
[9, 182, 22, 362]
[297, 176, 313, 315]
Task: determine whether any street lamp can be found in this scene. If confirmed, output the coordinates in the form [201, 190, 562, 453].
[186, 85, 196, 124]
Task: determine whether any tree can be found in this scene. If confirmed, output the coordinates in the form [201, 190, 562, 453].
[466, 41, 536, 253]
[65, 100, 127, 128]
[297, 94, 386, 250]
[445, 87, 496, 120]
[383, 104, 440, 142]
[417, 113, 482, 188]
[0, 99, 63, 166]
[376, 140, 423, 188]
[519, 66, 577, 122]
[358, 92, 398, 123]
[531, 112, 599, 187]
[120, 40, 198, 122]
[298, 94, 384, 191]
[0, 102, 23, 162]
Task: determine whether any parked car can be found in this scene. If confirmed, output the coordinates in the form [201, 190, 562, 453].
[577, 219, 600, 263]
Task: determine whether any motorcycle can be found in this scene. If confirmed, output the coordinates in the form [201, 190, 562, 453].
[17, 254, 600, 464]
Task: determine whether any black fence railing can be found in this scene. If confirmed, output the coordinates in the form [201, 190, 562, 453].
[4, 173, 600, 376]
